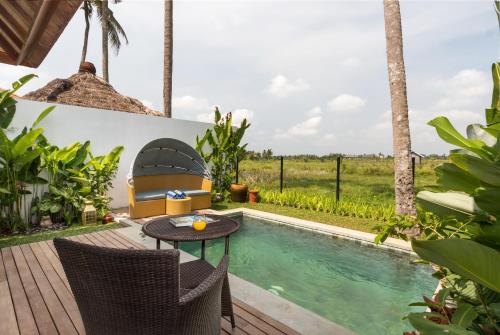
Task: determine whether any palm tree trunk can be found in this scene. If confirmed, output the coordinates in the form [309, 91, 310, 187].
[163, 0, 173, 118]
[81, 0, 91, 64]
[102, 0, 109, 82]
[383, 0, 416, 215]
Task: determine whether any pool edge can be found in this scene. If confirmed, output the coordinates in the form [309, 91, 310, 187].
[214, 207, 414, 255]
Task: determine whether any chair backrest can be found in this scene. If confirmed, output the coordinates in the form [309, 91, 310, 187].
[54, 238, 180, 335]
[133, 174, 212, 193]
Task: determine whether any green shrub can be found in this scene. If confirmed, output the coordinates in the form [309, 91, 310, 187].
[0, 75, 123, 233]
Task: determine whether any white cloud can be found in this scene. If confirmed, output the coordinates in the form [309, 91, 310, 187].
[267, 75, 309, 98]
[432, 69, 490, 109]
[339, 57, 361, 67]
[443, 109, 482, 122]
[323, 133, 335, 141]
[232, 109, 255, 124]
[327, 94, 366, 112]
[306, 106, 322, 117]
[172, 95, 210, 111]
[196, 108, 254, 124]
[195, 112, 214, 123]
[275, 116, 322, 138]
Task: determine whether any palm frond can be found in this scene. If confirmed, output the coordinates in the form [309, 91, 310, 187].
[106, 7, 128, 52]
[92, 1, 128, 55]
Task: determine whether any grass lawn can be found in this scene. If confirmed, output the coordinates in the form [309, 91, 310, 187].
[239, 158, 443, 206]
[212, 201, 383, 234]
[0, 222, 123, 249]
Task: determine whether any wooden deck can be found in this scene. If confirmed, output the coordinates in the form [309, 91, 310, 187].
[0, 230, 300, 335]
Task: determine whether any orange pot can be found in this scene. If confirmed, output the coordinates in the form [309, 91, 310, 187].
[249, 190, 259, 203]
[230, 183, 248, 202]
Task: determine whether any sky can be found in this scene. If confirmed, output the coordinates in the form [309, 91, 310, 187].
[1, 0, 499, 155]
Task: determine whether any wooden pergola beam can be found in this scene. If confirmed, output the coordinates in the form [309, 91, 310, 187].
[0, 0, 82, 68]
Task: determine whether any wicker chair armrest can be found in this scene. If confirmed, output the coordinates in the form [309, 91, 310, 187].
[179, 255, 228, 305]
[177, 256, 229, 334]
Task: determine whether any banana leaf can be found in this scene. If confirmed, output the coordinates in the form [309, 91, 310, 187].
[412, 239, 500, 292]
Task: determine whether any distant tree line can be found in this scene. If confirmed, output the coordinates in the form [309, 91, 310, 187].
[242, 150, 447, 161]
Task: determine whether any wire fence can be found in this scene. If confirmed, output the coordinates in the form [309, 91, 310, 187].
[235, 156, 443, 207]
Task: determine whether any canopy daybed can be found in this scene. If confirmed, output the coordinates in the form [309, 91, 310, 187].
[128, 138, 212, 218]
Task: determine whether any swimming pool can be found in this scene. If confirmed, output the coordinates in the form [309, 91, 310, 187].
[180, 214, 436, 335]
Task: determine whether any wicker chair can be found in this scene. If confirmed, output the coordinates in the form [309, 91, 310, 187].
[54, 238, 228, 335]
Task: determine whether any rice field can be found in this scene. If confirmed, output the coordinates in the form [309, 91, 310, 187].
[238, 158, 444, 221]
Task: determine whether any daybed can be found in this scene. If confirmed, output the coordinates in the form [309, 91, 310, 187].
[128, 138, 212, 219]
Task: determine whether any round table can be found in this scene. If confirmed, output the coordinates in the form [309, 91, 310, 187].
[142, 214, 240, 259]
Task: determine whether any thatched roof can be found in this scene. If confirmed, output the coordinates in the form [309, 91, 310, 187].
[23, 63, 162, 116]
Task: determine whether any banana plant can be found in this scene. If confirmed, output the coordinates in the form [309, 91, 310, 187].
[195, 107, 250, 195]
[80, 145, 124, 216]
[0, 75, 54, 232]
[376, 63, 500, 335]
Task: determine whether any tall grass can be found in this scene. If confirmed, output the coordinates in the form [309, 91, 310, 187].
[239, 158, 445, 221]
[260, 190, 395, 222]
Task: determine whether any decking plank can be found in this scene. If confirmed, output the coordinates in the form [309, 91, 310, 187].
[222, 317, 248, 334]
[109, 230, 147, 249]
[232, 304, 283, 335]
[37, 241, 70, 291]
[96, 230, 129, 249]
[29, 243, 85, 335]
[0, 250, 20, 335]
[233, 299, 301, 335]
[2, 231, 299, 335]
[45, 240, 58, 258]
[1, 248, 38, 335]
[83, 232, 108, 247]
[91, 231, 118, 248]
[19, 244, 78, 335]
[10, 245, 57, 335]
[233, 315, 268, 335]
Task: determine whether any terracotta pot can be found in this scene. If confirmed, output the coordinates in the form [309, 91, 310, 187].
[230, 183, 248, 202]
[249, 190, 259, 203]
[40, 215, 53, 229]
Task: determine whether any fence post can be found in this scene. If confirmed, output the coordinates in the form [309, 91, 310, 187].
[280, 156, 284, 193]
[336, 156, 341, 202]
[235, 155, 239, 184]
[411, 156, 415, 185]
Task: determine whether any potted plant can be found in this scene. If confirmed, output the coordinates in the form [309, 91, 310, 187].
[230, 183, 248, 202]
[196, 108, 250, 202]
[248, 189, 259, 203]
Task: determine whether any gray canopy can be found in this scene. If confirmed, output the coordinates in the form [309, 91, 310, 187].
[131, 138, 210, 178]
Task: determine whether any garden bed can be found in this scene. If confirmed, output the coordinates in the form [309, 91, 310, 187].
[0, 222, 123, 249]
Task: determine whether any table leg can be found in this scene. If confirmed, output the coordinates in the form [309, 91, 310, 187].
[174, 241, 179, 249]
[224, 236, 230, 255]
[201, 240, 206, 260]
[156, 239, 160, 250]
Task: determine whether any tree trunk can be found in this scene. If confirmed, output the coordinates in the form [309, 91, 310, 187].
[102, 0, 109, 82]
[163, 0, 173, 118]
[383, 0, 416, 215]
[80, 0, 90, 64]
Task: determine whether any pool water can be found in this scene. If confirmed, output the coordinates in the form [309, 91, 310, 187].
[180, 215, 436, 335]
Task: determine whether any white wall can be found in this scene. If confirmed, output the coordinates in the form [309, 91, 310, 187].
[12, 100, 212, 208]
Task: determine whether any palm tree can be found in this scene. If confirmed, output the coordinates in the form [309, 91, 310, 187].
[80, 0, 92, 64]
[383, 0, 416, 215]
[496, 0, 500, 29]
[163, 0, 173, 118]
[80, 1, 127, 82]
[98, 1, 128, 83]
[100, 0, 110, 82]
